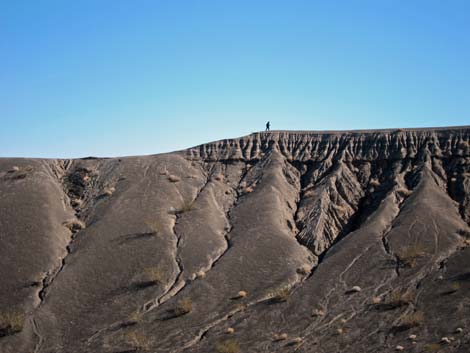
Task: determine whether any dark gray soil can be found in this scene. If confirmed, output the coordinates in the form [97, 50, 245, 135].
[1, 126, 469, 353]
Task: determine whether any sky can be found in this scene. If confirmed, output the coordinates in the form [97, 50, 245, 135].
[1, 0, 469, 158]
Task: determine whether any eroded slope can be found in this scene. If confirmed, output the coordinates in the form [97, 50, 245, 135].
[0, 127, 469, 353]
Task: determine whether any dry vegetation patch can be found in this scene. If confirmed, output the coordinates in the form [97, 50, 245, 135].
[0, 311, 25, 337]
[273, 333, 288, 341]
[373, 289, 415, 312]
[102, 186, 115, 196]
[233, 290, 247, 299]
[394, 311, 424, 331]
[399, 244, 427, 268]
[144, 267, 164, 285]
[125, 329, 150, 351]
[270, 286, 292, 303]
[346, 285, 362, 294]
[168, 175, 181, 183]
[128, 309, 143, 324]
[174, 297, 193, 316]
[423, 343, 442, 352]
[371, 296, 382, 304]
[178, 199, 195, 213]
[384, 289, 415, 308]
[289, 337, 303, 346]
[71, 198, 83, 208]
[296, 264, 311, 275]
[215, 339, 240, 353]
[311, 308, 325, 317]
[63, 219, 86, 232]
[440, 281, 461, 295]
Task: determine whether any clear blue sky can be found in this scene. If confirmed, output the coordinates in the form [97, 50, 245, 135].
[1, 1, 469, 158]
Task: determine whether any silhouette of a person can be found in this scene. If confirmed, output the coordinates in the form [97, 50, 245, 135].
[266, 121, 270, 131]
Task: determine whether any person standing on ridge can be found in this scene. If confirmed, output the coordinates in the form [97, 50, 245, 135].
[266, 121, 270, 131]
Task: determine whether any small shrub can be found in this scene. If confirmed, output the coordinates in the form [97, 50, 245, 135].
[371, 296, 382, 304]
[234, 303, 247, 312]
[63, 219, 85, 232]
[168, 175, 181, 183]
[0, 311, 25, 337]
[145, 220, 162, 234]
[102, 186, 115, 196]
[399, 244, 426, 268]
[346, 285, 361, 294]
[215, 339, 240, 353]
[144, 267, 164, 285]
[174, 298, 192, 316]
[451, 281, 461, 292]
[178, 199, 195, 213]
[395, 311, 424, 331]
[290, 337, 303, 345]
[270, 286, 291, 303]
[440, 337, 451, 344]
[424, 343, 442, 352]
[311, 308, 325, 317]
[125, 329, 149, 350]
[386, 289, 415, 308]
[296, 264, 310, 275]
[273, 333, 288, 341]
[128, 309, 142, 323]
[29, 274, 43, 287]
[71, 198, 83, 208]
[441, 281, 461, 295]
[235, 290, 247, 299]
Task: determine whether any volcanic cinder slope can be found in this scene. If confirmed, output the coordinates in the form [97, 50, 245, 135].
[1, 127, 470, 353]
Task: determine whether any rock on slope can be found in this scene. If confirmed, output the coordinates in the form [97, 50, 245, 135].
[0, 126, 469, 353]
